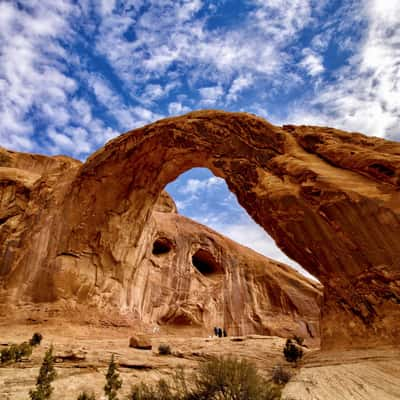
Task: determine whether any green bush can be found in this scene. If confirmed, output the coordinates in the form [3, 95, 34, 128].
[29, 346, 57, 400]
[1, 342, 32, 363]
[14, 341, 33, 362]
[158, 343, 172, 355]
[129, 379, 175, 400]
[0, 346, 14, 363]
[30, 333, 43, 347]
[104, 354, 122, 400]
[283, 339, 303, 364]
[129, 356, 281, 400]
[194, 356, 280, 400]
[77, 392, 96, 400]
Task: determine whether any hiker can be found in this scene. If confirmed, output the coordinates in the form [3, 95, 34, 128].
[223, 328, 227, 337]
[214, 327, 218, 336]
[217, 327, 222, 338]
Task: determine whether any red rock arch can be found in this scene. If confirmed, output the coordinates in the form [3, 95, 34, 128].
[3, 110, 398, 350]
[58, 110, 400, 350]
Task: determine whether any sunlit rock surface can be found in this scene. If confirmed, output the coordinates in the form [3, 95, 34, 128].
[0, 110, 399, 350]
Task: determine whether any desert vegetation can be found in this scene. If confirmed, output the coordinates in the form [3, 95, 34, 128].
[129, 356, 282, 400]
[158, 343, 172, 355]
[2, 334, 300, 399]
[0, 333, 43, 364]
[104, 354, 123, 400]
[283, 339, 303, 364]
[29, 346, 56, 400]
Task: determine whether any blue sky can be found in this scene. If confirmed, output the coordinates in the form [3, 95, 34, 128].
[1, 0, 399, 277]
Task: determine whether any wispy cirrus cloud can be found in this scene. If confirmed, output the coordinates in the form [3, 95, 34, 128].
[288, 0, 400, 140]
[0, 1, 121, 157]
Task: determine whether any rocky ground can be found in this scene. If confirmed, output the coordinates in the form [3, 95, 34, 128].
[1, 323, 399, 400]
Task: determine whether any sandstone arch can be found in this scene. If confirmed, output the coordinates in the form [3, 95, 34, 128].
[62, 110, 400, 349]
[1, 110, 400, 350]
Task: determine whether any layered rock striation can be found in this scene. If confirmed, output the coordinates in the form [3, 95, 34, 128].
[136, 199, 321, 339]
[0, 110, 399, 350]
[0, 146, 321, 341]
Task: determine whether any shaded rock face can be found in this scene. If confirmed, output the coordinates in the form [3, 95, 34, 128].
[135, 205, 321, 339]
[0, 110, 399, 350]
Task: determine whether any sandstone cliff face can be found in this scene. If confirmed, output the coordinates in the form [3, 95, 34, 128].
[0, 146, 320, 341]
[0, 110, 399, 350]
[134, 204, 320, 339]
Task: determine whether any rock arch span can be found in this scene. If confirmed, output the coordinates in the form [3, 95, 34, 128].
[2, 110, 400, 350]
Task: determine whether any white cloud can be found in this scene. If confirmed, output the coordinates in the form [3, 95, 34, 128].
[0, 1, 76, 150]
[0, 1, 121, 157]
[300, 49, 324, 76]
[168, 102, 191, 115]
[179, 176, 224, 195]
[100, 0, 117, 16]
[288, 0, 400, 141]
[227, 74, 254, 102]
[93, 0, 310, 102]
[87, 74, 162, 130]
[249, 0, 313, 44]
[199, 85, 224, 106]
[176, 0, 203, 22]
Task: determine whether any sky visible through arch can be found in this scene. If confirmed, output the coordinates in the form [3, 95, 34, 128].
[1, 1, 399, 277]
[166, 168, 315, 279]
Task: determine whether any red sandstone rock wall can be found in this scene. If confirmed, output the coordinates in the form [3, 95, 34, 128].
[0, 145, 321, 342]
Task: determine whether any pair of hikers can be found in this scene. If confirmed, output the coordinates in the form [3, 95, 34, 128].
[213, 327, 227, 337]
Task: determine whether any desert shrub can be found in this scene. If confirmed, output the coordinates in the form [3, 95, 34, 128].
[1, 342, 32, 363]
[158, 343, 172, 355]
[283, 339, 303, 364]
[271, 364, 292, 385]
[30, 333, 43, 347]
[14, 341, 33, 362]
[77, 392, 96, 400]
[29, 346, 57, 400]
[129, 358, 281, 400]
[129, 379, 174, 400]
[0, 346, 14, 363]
[104, 354, 122, 400]
[293, 335, 304, 346]
[194, 355, 280, 400]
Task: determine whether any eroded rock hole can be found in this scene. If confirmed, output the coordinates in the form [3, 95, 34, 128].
[152, 237, 173, 255]
[192, 249, 221, 275]
[369, 163, 395, 177]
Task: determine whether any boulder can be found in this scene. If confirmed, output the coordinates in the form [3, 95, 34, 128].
[129, 335, 152, 350]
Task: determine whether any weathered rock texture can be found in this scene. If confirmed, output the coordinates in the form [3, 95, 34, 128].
[138, 206, 320, 339]
[0, 110, 399, 350]
[0, 144, 321, 341]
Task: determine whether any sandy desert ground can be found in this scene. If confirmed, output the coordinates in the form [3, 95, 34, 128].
[1, 322, 399, 400]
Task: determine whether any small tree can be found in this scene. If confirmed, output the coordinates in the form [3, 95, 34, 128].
[30, 333, 43, 347]
[283, 339, 303, 364]
[104, 354, 122, 400]
[29, 346, 57, 400]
